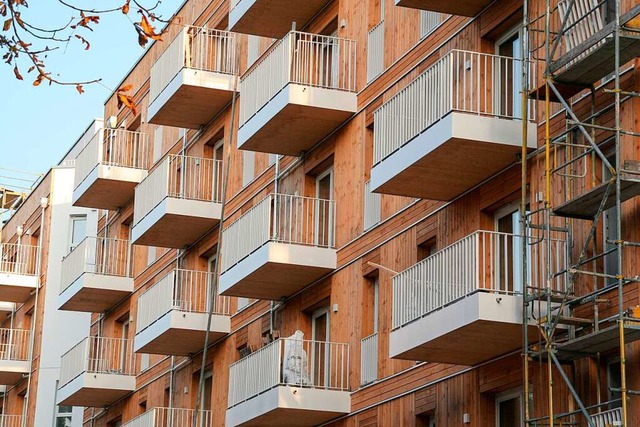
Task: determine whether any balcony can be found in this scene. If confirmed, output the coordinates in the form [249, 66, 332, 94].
[0, 302, 14, 318]
[135, 269, 231, 355]
[123, 408, 212, 427]
[58, 237, 133, 313]
[0, 328, 29, 384]
[395, 0, 491, 17]
[370, 50, 537, 201]
[390, 231, 565, 366]
[57, 336, 135, 407]
[229, 0, 332, 38]
[148, 27, 237, 129]
[220, 194, 336, 300]
[590, 408, 622, 427]
[238, 31, 357, 156]
[0, 415, 23, 427]
[73, 128, 150, 211]
[131, 155, 223, 248]
[227, 336, 350, 426]
[0, 243, 38, 303]
[360, 332, 378, 386]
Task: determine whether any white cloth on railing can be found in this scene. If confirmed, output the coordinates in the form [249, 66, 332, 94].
[282, 330, 310, 386]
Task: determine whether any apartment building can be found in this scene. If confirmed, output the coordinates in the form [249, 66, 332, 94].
[35, 0, 640, 426]
[0, 121, 101, 426]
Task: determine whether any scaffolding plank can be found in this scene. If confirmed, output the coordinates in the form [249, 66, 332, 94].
[553, 176, 640, 220]
[556, 322, 640, 358]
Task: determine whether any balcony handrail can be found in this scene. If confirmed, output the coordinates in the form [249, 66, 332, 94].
[0, 328, 30, 362]
[59, 336, 135, 389]
[136, 268, 231, 334]
[0, 242, 39, 276]
[590, 408, 622, 427]
[0, 415, 23, 427]
[360, 332, 378, 385]
[60, 236, 132, 294]
[239, 30, 357, 126]
[121, 407, 213, 427]
[228, 337, 350, 408]
[367, 20, 385, 82]
[392, 230, 567, 330]
[133, 155, 223, 226]
[373, 49, 537, 165]
[149, 26, 237, 104]
[220, 193, 336, 273]
[74, 128, 150, 191]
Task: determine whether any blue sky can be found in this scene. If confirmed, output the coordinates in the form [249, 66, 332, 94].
[0, 0, 176, 189]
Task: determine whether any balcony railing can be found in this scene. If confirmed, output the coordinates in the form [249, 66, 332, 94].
[420, 11, 445, 38]
[0, 243, 38, 276]
[228, 337, 349, 408]
[133, 155, 223, 226]
[137, 269, 231, 333]
[61, 237, 131, 293]
[367, 21, 385, 82]
[373, 50, 535, 165]
[363, 180, 381, 231]
[59, 336, 135, 388]
[74, 128, 150, 190]
[239, 31, 357, 127]
[150, 26, 237, 104]
[392, 230, 567, 330]
[590, 408, 622, 427]
[122, 407, 212, 427]
[0, 328, 30, 361]
[360, 332, 378, 385]
[221, 193, 335, 273]
[0, 415, 23, 427]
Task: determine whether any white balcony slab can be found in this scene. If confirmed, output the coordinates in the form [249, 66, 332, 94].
[72, 164, 147, 211]
[370, 112, 537, 201]
[57, 372, 136, 407]
[237, 83, 356, 156]
[219, 242, 336, 300]
[148, 68, 236, 129]
[395, 0, 492, 16]
[134, 310, 230, 356]
[58, 274, 133, 313]
[0, 274, 37, 303]
[0, 360, 29, 385]
[0, 302, 14, 318]
[226, 386, 350, 427]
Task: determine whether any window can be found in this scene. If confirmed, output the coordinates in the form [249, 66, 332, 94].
[201, 370, 213, 411]
[417, 237, 437, 262]
[495, 26, 523, 119]
[494, 203, 530, 294]
[69, 215, 87, 250]
[311, 307, 330, 387]
[607, 358, 622, 409]
[495, 389, 523, 427]
[315, 168, 335, 247]
[55, 405, 72, 427]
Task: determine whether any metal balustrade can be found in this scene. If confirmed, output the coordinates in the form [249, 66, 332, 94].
[0, 415, 23, 427]
[150, 26, 237, 104]
[59, 336, 135, 388]
[133, 155, 223, 226]
[392, 230, 567, 329]
[0, 243, 38, 276]
[0, 329, 30, 361]
[367, 20, 385, 82]
[420, 11, 445, 38]
[228, 337, 349, 408]
[74, 128, 150, 190]
[373, 50, 536, 165]
[122, 407, 212, 427]
[221, 193, 336, 273]
[363, 180, 381, 231]
[590, 408, 622, 427]
[360, 332, 378, 385]
[239, 31, 357, 126]
[61, 237, 131, 294]
[137, 269, 231, 333]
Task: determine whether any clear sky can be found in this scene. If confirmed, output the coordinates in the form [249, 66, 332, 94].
[0, 0, 176, 190]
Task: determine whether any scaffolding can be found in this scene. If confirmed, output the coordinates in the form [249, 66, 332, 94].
[523, 0, 640, 425]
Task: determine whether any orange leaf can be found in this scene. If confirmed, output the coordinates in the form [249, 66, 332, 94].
[135, 15, 162, 47]
[121, 0, 130, 14]
[76, 84, 84, 94]
[117, 93, 138, 116]
[3, 18, 11, 31]
[117, 84, 133, 93]
[75, 34, 90, 50]
[13, 65, 22, 80]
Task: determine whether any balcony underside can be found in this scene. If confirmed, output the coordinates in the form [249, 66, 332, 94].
[57, 373, 136, 407]
[226, 386, 350, 427]
[148, 69, 236, 129]
[73, 165, 147, 211]
[229, 0, 331, 38]
[132, 198, 222, 248]
[394, 0, 491, 17]
[0, 361, 29, 385]
[390, 293, 539, 366]
[238, 84, 357, 156]
[0, 274, 37, 303]
[219, 242, 336, 300]
[59, 274, 133, 313]
[134, 310, 230, 356]
[370, 113, 537, 201]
